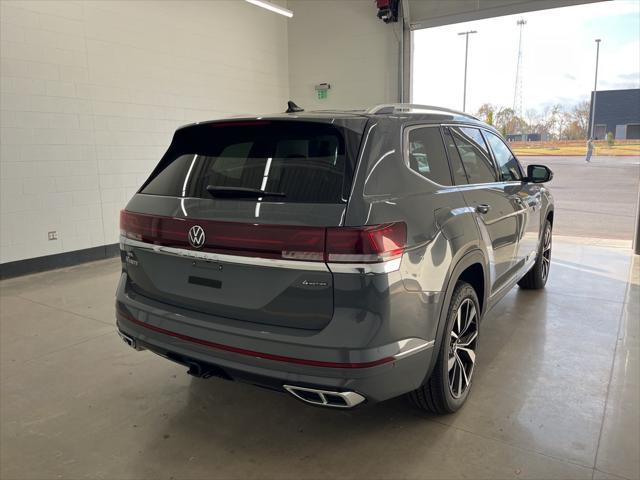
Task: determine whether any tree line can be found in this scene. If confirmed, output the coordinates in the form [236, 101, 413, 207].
[474, 101, 590, 140]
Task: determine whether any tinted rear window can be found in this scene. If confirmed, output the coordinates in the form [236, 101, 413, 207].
[140, 120, 365, 203]
[407, 126, 453, 185]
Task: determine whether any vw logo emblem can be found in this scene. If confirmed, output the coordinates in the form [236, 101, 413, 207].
[188, 225, 206, 249]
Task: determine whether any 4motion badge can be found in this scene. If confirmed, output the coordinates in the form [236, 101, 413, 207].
[302, 280, 329, 287]
[125, 251, 138, 267]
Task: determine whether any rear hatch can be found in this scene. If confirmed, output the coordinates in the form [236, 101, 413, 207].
[121, 118, 367, 330]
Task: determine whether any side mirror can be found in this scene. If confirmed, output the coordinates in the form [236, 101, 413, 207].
[525, 164, 553, 183]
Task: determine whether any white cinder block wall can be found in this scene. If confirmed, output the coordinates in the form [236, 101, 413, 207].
[287, 0, 400, 111]
[0, 0, 289, 264]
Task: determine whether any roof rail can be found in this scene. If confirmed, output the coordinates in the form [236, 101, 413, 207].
[366, 103, 479, 120]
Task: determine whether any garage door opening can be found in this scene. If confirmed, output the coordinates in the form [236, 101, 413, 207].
[412, 0, 640, 241]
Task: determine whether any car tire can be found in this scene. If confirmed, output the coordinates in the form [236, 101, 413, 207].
[518, 219, 552, 290]
[408, 281, 480, 414]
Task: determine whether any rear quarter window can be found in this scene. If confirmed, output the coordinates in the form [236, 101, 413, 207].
[406, 126, 453, 186]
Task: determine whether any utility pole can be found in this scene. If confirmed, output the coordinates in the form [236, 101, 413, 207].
[458, 30, 477, 112]
[513, 19, 526, 127]
[589, 39, 601, 139]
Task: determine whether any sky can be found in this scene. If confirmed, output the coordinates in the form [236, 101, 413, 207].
[412, 0, 640, 115]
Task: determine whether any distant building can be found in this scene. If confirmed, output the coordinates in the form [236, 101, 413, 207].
[588, 88, 640, 140]
[506, 133, 548, 142]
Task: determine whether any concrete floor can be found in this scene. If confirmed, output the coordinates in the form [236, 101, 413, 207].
[1, 238, 638, 480]
[521, 156, 639, 240]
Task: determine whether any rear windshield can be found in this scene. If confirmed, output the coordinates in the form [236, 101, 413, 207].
[140, 120, 365, 203]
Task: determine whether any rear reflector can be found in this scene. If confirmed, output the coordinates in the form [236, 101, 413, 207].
[120, 211, 406, 264]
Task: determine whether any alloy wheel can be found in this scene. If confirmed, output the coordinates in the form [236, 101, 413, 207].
[541, 225, 552, 282]
[448, 298, 478, 399]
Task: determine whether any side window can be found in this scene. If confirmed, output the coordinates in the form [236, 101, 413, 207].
[441, 127, 469, 185]
[406, 126, 453, 186]
[451, 127, 497, 184]
[460, 127, 491, 157]
[484, 131, 522, 181]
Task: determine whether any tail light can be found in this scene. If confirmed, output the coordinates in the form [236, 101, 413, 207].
[325, 223, 406, 263]
[120, 211, 406, 264]
[120, 210, 325, 260]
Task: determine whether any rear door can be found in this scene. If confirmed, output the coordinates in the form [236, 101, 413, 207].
[443, 126, 522, 291]
[483, 130, 541, 266]
[121, 119, 367, 331]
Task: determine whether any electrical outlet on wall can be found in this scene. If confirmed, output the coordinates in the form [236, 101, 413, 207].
[48, 231, 58, 241]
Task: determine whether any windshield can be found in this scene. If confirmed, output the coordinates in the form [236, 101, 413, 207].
[140, 120, 366, 204]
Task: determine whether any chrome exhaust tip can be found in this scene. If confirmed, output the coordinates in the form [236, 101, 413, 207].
[283, 385, 365, 408]
[117, 330, 144, 351]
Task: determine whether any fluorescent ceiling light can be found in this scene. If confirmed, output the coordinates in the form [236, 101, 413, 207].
[245, 0, 293, 18]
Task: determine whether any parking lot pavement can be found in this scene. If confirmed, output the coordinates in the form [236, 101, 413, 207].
[520, 156, 640, 241]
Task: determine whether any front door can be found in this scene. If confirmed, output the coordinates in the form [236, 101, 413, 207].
[483, 130, 541, 267]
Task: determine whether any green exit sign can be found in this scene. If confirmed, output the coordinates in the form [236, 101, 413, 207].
[315, 83, 331, 100]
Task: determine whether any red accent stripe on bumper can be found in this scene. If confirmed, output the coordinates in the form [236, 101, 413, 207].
[117, 309, 394, 369]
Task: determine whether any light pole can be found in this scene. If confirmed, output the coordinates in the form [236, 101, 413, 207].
[589, 39, 601, 139]
[458, 30, 477, 112]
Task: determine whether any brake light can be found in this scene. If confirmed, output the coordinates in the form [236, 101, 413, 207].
[208, 120, 270, 128]
[120, 211, 406, 264]
[325, 223, 406, 263]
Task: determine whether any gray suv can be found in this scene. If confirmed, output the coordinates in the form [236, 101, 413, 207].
[116, 103, 554, 414]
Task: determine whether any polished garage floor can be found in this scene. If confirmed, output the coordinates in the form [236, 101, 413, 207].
[1, 238, 638, 480]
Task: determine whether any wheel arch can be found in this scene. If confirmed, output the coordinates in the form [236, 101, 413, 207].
[422, 249, 489, 383]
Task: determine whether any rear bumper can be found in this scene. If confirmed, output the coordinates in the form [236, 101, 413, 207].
[116, 278, 436, 404]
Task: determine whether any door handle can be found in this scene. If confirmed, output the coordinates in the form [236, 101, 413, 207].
[476, 204, 491, 214]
